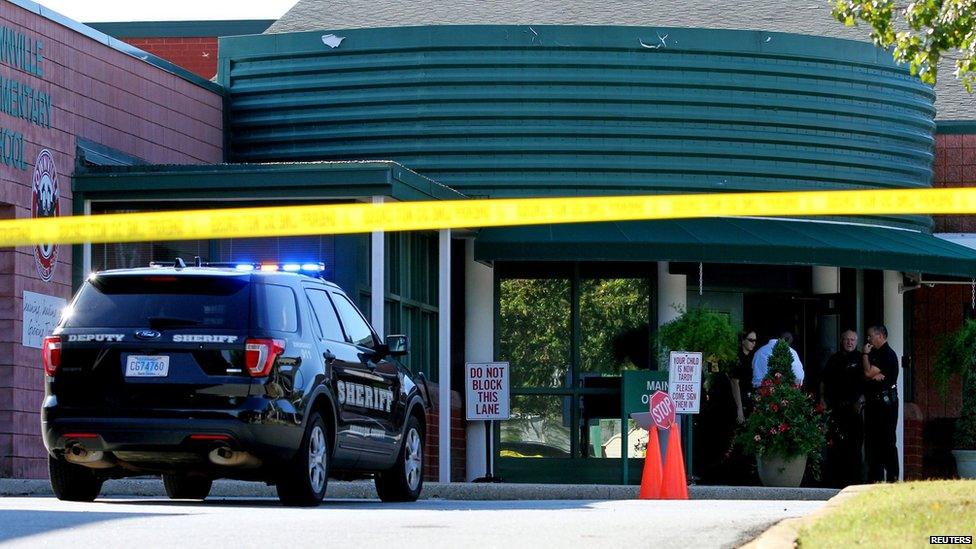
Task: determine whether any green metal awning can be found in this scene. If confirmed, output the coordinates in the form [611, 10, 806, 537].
[474, 218, 976, 277]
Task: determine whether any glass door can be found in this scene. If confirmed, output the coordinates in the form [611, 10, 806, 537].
[496, 264, 653, 483]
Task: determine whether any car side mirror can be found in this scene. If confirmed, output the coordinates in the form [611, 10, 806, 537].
[385, 334, 409, 356]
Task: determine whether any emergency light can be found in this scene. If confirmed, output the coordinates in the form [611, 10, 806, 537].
[149, 258, 326, 277]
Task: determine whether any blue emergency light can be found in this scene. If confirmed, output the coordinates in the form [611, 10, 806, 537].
[233, 262, 326, 275]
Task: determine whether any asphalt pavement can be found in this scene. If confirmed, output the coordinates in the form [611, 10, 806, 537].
[0, 496, 825, 548]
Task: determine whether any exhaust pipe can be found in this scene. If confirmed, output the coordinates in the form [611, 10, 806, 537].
[208, 447, 262, 468]
[65, 445, 116, 469]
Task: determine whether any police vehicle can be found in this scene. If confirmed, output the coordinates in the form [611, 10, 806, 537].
[41, 259, 430, 506]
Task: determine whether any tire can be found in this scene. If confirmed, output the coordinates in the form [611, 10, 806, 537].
[376, 415, 424, 502]
[162, 474, 213, 500]
[276, 413, 329, 507]
[49, 454, 103, 502]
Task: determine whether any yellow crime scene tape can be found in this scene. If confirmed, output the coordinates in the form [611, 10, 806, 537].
[3, 187, 976, 247]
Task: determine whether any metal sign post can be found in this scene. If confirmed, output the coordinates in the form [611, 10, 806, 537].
[465, 361, 510, 483]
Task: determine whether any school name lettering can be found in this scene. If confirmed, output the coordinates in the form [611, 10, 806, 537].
[0, 75, 52, 128]
[0, 24, 52, 172]
[0, 25, 43, 77]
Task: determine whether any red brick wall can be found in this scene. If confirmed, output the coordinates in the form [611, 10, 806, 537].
[909, 133, 975, 478]
[917, 134, 971, 421]
[0, 1, 223, 478]
[423, 387, 466, 482]
[912, 285, 966, 420]
[121, 37, 218, 80]
[904, 404, 924, 479]
[933, 133, 976, 233]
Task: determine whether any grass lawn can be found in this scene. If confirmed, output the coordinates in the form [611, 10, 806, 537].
[797, 480, 976, 548]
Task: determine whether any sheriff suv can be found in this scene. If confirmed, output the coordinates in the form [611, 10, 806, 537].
[41, 261, 429, 506]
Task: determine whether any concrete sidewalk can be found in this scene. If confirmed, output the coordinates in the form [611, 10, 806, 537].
[1, 478, 839, 500]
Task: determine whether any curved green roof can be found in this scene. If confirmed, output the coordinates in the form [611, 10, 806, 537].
[221, 25, 936, 232]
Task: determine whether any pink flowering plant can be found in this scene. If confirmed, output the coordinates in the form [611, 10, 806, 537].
[737, 341, 826, 461]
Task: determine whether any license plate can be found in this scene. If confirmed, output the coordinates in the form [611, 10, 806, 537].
[125, 355, 170, 377]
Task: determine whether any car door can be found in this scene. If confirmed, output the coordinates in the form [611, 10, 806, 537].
[302, 285, 376, 463]
[328, 289, 401, 462]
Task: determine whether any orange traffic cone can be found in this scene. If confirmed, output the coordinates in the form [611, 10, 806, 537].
[661, 425, 689, 500]
[638, 426, 663, 499]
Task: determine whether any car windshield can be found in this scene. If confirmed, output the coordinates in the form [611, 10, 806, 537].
[63, 274, 250, 329]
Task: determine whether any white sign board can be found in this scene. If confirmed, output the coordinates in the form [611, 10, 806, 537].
[465, 362, 510, 421]
[22, 291, 66, 349]
[668, 351, 702, 414]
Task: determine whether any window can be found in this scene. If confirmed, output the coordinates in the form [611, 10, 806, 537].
[331, 291, 375, 348]
[255, 284, 298, 333]
[305, 288, 344, 342]
[65, 275, 249, 329]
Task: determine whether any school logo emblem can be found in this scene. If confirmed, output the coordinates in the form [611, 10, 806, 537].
[31, 149, 59, 282]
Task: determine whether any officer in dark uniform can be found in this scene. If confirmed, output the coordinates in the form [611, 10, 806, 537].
[862, 324, 900, 482]
[821, 329, 864, 486]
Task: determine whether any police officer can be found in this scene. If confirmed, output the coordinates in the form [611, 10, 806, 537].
[862, 324, 899, 482]
[821, 329, 864, 486]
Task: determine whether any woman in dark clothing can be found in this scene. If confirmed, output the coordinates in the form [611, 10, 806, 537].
[695, 328, 757, 483]
[731, 330, 758, 424]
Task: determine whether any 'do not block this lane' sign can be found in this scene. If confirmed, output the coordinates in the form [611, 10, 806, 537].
[465, 362, 510, 421]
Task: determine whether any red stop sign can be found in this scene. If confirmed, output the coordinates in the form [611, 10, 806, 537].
[649, 391, 676, 430]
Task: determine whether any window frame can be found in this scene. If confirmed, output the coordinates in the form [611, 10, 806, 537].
[330, 290, 378, 349]
[303, 286, 346, 343]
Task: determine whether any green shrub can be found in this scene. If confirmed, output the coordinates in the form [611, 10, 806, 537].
[657, 306, 738, 372]
[933, 319, 976, 450]
[737, 340, 826, 460]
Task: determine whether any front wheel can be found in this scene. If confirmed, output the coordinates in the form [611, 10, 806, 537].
[49, 454, 102, 502]
[276, 413, 329, 506]
[375, 415, 424, 502]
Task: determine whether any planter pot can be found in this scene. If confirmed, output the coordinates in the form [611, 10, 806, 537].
[757, 454, 807, 487]
[953, 450, 976, 479]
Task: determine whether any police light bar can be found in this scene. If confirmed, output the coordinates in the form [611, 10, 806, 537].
[248, 262, 326, 275]
[149, 259, 326, 276]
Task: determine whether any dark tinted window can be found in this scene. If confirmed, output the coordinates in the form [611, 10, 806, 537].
[331, 291, 375, 348]
[255, 284, 298, 333]
[305, 288, 344, 341]
[64, 275, 249, 329]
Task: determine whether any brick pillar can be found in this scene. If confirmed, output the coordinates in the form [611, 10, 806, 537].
[423, 384, 466, 482]
[904, 403, 924, 480]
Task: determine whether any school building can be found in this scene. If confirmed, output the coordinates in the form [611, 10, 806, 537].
[2, 0, 975, 484]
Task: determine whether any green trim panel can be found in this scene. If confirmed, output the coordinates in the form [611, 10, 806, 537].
[220, 25, 935, 233]
[73, 161, 466, 202]
[936, 121, 976, 135]
[474, 218, 976, 277]
[86, 20, 274, 38]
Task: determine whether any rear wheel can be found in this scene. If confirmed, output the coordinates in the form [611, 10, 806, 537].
[276, 413, 329, 506]
[376, 415, 424, 502]
[162, 474, 213, 500]
[49, 454, 102, 502]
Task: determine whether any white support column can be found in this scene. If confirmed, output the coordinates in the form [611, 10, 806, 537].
[370, 196, 385, 338]
[82, 200, 92, 276]
[438, 229, 452, 483]
[464, 240, 493, 480]
[657, 262, 687, 326]
[883, 270, 905, 481]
